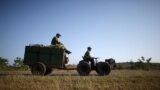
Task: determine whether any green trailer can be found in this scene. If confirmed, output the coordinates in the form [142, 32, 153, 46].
[24, 45, 68, 75]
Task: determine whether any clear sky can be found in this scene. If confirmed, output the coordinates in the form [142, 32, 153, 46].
[0, 0, 160, 64]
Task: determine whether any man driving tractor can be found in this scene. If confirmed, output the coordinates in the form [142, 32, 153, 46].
[83, 47, 95, 69]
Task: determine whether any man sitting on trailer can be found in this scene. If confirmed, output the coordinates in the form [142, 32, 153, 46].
[51, 33, 71, 54]
[51, 33, 62, 45]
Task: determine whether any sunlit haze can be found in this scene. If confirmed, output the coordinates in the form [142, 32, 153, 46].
[0, 0, 160, 64]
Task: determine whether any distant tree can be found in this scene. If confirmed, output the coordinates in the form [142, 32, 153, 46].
[135, 56, 152, 70]
[136, 56, 145, 69]
[146, 57, 152, 64]
[13, 57, 25, 67]
[138, 56, 145, 63]
[146, 57, 152, 70]
[0, 57, 8, 68]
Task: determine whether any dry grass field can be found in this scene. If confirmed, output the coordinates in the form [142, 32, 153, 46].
[0, 70, 160, 90]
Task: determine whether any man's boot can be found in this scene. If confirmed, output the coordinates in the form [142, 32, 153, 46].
[65, 49, 71, 54]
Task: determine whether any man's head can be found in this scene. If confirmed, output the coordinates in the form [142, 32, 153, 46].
[56, 33, 61, 38]
[87, 47, 92, 51]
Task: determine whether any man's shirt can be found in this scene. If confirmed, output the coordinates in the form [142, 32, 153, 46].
[84, 50, 91, 60]
[51, 36, 61, 45]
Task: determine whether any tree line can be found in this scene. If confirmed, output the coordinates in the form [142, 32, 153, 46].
[0, 56, 160, 70]
[115, 56, 160, 70]
[0, 57, 28, 70]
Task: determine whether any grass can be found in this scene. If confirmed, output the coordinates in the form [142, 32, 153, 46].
[0, 70, 160, 90]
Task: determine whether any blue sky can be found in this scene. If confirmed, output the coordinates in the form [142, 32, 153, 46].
[0, 0, 160, 64]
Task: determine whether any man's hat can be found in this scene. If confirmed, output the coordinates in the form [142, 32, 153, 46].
[88, 47, 92, 50]
[56, 33, 61, 36]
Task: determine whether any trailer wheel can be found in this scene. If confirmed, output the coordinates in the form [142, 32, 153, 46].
[77, 61, 91, 76]
[31, 62, 46, 75]
[45, 67, 52, 75]
[96, 62, 111, 76]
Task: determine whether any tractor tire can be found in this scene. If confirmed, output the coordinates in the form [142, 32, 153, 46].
[45, 67, 52, 75]
[31, 62, 46, 75]
[96, 62, 111, 76]
[77, 61, 91, 76]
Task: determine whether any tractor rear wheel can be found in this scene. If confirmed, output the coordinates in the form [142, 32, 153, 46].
[77, 61, 91, 76]
[96, 62, 111, 76]
[31, 62, 46, 75]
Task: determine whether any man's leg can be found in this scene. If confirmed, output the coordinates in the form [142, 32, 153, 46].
[90, 58, 95, 69]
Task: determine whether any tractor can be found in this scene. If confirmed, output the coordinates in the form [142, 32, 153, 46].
[77, 57, 115, 76]
[24, 44, 115, 76]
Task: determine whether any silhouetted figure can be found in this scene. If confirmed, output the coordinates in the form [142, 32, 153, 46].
[83, 47, 95, 68]
[51, 33, 71, 54]
[51, 33, 62, 45]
